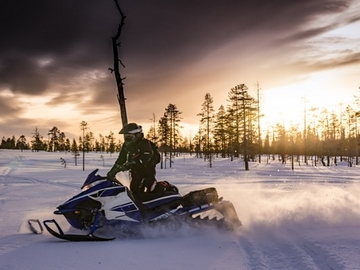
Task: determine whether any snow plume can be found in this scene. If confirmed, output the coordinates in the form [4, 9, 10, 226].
[232, 183, 360, 231]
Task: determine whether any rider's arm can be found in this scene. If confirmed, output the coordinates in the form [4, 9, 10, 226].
[107, 146, 127, 178]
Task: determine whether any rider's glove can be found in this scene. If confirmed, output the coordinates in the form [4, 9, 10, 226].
[107, 164, 122, 179]
[122, 162, 133, 170]
[107, 162, 134, 179]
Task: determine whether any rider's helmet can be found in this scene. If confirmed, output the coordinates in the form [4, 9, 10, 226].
[119, 123, 143, 145]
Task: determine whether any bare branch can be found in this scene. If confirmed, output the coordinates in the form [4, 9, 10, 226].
[119, 59, 126, 68]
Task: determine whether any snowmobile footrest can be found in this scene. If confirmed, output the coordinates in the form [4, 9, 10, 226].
[43, 219, 115, 242]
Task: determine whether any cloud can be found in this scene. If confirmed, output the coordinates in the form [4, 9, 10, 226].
[311, 51, 360, 70]
[1, 0, 355, 97]
[0, 0, 359, 139]
[0, 94, 23, 116]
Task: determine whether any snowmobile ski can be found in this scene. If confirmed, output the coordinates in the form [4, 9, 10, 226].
[43, 219, 115, 242]
[28, 219, 43, 234]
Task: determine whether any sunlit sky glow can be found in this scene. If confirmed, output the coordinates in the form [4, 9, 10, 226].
[1, 0, 359, 142]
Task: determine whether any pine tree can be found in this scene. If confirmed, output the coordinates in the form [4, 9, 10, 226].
[31, 127, 44, 152]
[16, 135, 28, 151]
[107, 131, 116, 154]
[198, 93, 215, 167]
[158, 104, 183, 168]
[48, 126, 60, 152]
[214, 105, 228, 158]
[71, 138, 79, 166]
[227, 84, 256, 170]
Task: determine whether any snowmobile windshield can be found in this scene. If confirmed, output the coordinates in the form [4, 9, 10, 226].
[81, 169, 107, 190]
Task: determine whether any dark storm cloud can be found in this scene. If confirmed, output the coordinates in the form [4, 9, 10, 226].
[115, 0, 358, 101]
[1, 0, 355, 95]
[0, 54, 50, 94]
[0, 1, 117, 57]
[0, 0, 358, 138]
[122, 0, 354, 58]
[0, 0, 118, 95]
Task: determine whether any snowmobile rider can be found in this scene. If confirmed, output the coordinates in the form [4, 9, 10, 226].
[107, 123, 160, 200]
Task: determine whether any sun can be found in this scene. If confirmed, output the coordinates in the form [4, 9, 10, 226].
[260, 69, 356, 133]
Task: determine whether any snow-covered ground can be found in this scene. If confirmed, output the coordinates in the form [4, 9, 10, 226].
[1, 149, 360, 270]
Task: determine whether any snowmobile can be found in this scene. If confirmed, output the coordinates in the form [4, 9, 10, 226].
[42, 169, 241, 241]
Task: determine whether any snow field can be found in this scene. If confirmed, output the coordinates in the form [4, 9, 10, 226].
[1, 150, 360, 269]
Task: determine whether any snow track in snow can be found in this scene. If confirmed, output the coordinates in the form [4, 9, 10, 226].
[238, 229, 350, 270]
[302, 240, 345, 270]
[0, 166, 12, 177]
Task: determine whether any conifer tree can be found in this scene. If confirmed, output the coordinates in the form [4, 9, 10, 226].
[16, 135, 28, 151]
[31, 127, 44, 152]
[214, 105, 228, 158]
[198, 93, 215, 167]
[158, 104, 182, 168]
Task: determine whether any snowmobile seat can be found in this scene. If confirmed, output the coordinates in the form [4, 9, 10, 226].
[141, 191, 183, 211]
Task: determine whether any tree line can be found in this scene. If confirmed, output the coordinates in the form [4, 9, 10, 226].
[2, 83, 360, 169]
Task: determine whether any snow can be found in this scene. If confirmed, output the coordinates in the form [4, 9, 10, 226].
[1, 149, 360, 270]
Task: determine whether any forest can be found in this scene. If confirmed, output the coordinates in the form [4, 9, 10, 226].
[2, 83, 360, 169]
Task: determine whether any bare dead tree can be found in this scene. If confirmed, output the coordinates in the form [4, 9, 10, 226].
[109, 0, 128, 127]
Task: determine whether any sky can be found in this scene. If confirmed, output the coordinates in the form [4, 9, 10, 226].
[1, 0, 360, 141]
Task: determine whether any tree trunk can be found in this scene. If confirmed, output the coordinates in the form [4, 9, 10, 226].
[111, 0, 128, 127]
